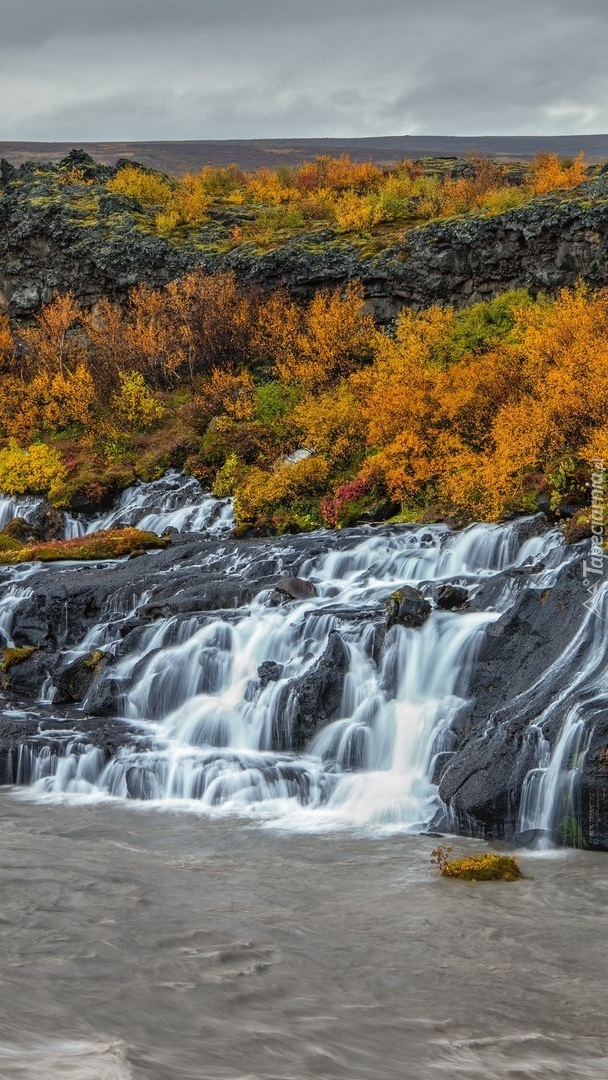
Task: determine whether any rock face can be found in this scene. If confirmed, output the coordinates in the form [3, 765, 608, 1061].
[275, 631, 350, 752]
[437, 558, 597, 839]
[436, 584, 469, 610]
[2, 153, 608, 321]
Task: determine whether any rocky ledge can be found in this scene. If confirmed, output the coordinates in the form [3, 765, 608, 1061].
[2, 151, 608, 321]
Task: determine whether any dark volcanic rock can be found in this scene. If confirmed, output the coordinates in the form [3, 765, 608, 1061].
[54, 650, 108, 705]
[274, 631, 349, 752]
[386, 586, 431, 629]
[2, 157, 608, 322]
[257, 660, 284, 688]
[436, 583, 469, 609]
[438, 560, 592, 839]
[271, 576, 318, 603]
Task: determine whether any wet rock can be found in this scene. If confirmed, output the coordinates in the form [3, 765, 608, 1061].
[0, 715, 148, 785]
[274, 631, 349, 751]
[579, 719, 608, 851]
[1, 647, 50, 699]
[54, 650, 108, 705]
[257, 660, 284, 688]
[510, 828, 557, 849]
[439, 560, 591, 839]
[386, 586, 431, 629]
[271, 576, 318, 603]
[436, 584, 469, 610]
[26, 504, 66, 541]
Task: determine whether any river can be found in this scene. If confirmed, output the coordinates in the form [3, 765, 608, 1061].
[1, 791, 607, 1080]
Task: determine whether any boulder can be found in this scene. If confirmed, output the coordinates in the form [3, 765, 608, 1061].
[54, 650, 108, 705]
[271, 576, 318, 603]
[257, 660, 284, 688]
[436, 583, 469, 610]
[386, 586, 431, 629]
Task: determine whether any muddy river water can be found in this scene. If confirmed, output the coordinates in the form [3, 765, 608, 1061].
[0, 791, 607, 1080]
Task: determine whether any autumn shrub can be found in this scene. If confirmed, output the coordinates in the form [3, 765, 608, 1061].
[0, 442, 67, 503]
[334, 192, 382, 232]
[321, 474, 375, 528]
[107, 165, 174, 207]
[111, 371, 165, 431]
[234, 455, 331, 532]
[531, 151, 586, 194]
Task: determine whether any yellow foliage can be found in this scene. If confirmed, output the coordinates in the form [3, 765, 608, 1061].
[235, 455, 331, 529]
[293, 383, 366, 466]
[531, 151, 586, 194]
[200, 369, 257, 421]
[107, 166, 174, 207]
[0, 442, 67, 500]
[111, 371, 165, 430]
[334, 192, 382, 232]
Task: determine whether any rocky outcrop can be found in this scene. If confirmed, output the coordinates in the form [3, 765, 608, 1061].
[386, 586, 431, 629]
[2, 152, 608, 321]
[436, 558, 603, 842]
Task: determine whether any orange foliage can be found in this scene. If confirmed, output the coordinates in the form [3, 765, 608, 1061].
[531, 152, 587, 194]
[20, 293, 83, 375]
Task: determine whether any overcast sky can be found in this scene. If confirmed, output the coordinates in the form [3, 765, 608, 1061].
[1, 0, 606, 140]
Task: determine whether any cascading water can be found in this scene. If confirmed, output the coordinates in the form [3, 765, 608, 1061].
[517, 581, 608, 846]
[63, 470, 234, 537]
[0, 494, 47, 531]
[1, 470, 233, 541]
[1, 507, 581, 836]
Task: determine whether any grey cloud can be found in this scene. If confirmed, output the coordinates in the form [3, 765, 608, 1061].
[0, 0, 607, 139]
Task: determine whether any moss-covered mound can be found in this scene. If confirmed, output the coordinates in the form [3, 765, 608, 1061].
[1, 646, 37, 672]
[431, 846, 523, 881]
[0, 528, 169, 564]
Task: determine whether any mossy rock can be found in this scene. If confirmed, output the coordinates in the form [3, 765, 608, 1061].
[0, 528, 169, 565]
[441, 853, 523, 881]
[2, 646, 37, 673]
[0, 534, 23, 552]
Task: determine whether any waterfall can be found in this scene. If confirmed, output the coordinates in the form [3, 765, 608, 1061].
[517, 581, 608, 846]
[3, 509, 581, 837]
[63, 471, 234, 537]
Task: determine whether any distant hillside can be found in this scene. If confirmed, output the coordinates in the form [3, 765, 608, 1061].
[1, 135, 608, 175]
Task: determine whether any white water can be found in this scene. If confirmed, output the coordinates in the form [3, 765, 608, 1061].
[63, 471, 234, 537]
[0, 494, 47, 531]
[517, 581, 608, 845]
[7, 511, 577, 833]
[1, 470, 234, 540]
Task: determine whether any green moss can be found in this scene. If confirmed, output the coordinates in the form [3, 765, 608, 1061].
[2, 646, 37, 673]
[0, 535, 23, 552]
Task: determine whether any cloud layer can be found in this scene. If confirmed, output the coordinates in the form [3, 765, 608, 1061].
[2, 0, 606, 139]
